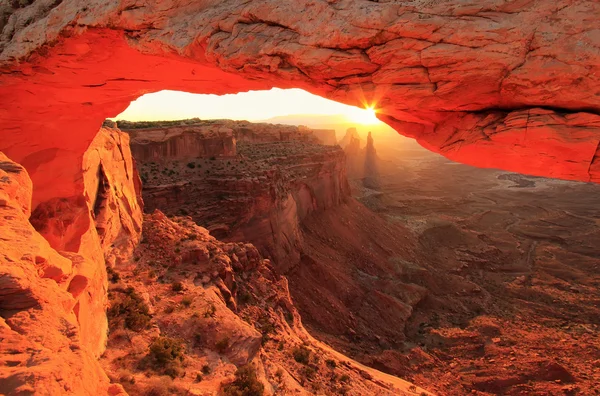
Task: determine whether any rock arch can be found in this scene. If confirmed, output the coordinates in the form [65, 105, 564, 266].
[1, 0, 599, 210]
[1, 1, 600, 393]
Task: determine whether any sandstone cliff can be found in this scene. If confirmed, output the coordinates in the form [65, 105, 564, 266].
[363, 132, 381, 189]
[299, 126, 337, 145]
[0, 131, 428, 395]
[0, 126, 142, 395]
[98, 210, 427, 396]
[131, 124, 351, 273]
[123, 123, 237, 162]
[119, 119, 339, 163]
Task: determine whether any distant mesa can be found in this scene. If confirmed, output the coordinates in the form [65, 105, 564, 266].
[118, 118, 336, 162]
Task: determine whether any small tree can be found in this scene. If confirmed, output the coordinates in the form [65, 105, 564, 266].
[223, 364, 264, 396]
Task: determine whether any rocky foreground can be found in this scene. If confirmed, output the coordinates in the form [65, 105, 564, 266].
[0, 124, 428, 395]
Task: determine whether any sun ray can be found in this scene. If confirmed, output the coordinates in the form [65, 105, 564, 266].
[345, 106, 382, 125]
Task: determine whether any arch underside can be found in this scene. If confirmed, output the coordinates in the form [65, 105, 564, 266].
[1, 0, 599, 210]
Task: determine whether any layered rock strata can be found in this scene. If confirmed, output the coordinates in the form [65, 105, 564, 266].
[0, 125, 142, 395]
[133, 130, 351, 272]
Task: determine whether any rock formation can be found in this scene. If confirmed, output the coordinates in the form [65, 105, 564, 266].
[121, 121, 237, 162]
[129, 122, 350, 272]
[2, 0, 600, 207]
[363, 132, 381, 189]
[120, 119, 337, 163]
[99, 210, 427, 396]
[299, 126, 337, 145]
[339, 128, 360, 149]
[0, 126, 142, 395]
[341, 128, 382, 188]
[1, 1, 600, 394]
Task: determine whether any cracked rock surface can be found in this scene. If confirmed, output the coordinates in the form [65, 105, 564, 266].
[1, 0, 599, 208]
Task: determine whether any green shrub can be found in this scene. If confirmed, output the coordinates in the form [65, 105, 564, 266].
[215, 337, 230, 353]
[222, 364, 264, 396]
[292, 345, 310, 365]
[106, 266, 120, 283]
[301, 365, 317, 381]
[107, 287, 151, 331]
[147, 337, 185, 378]
[181, 296, 193, 308]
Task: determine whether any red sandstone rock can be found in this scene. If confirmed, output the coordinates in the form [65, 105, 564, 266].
[1, 1, 600, 394]
[131, 126, 350, 272]
[0, 153, 111, 395]
[1, 0, 599, 208]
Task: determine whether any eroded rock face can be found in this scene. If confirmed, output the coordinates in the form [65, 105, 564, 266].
[121, 120, 238, 162]
[28, 126, 143, 358]
[130, 124, 351, 272]
[0, 125, 142, 393]
[0, 153, 111, 395]
[1, 0, 599, 215]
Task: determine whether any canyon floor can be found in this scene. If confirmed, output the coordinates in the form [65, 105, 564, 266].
[345, 139, 600, 395]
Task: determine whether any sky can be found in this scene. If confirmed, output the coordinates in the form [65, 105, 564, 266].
[114, 88, 381, 125]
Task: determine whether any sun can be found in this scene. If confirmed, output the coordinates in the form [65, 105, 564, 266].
[346, 106, 382, 125]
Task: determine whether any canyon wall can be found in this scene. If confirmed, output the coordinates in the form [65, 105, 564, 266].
[131, 123, 350, 272]
[0, 126, 142, 394]
[299, 126, 337, 145]
[119, 119, 338, 163]
[122, 123, 237, 162]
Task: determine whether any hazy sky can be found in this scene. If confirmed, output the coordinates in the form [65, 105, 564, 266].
[115, 88, 380, 124]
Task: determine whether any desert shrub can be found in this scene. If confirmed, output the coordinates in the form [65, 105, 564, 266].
[107, 287, 152, 331]
[222, 364, 264, 396]
[215, 337, 230, 353]
[202, 364, 211, 374]
[340, 374, 350, 383]
[237, 290, 252, 304]
[209, 156, 216, 161]
[187, 162, 195, 169]
[171, 281, 183, 292]
[164, 305, 175, 314]
[301, 365, 317, 381]
[181, 296, 193, 307]
[195, 373, 203, 382]
[147, 337, 186, 378]
[106, 266, 120, 283]
[193, 332, 203, 346]
[325, 359, 337, 369]
[292, 345, 311, 365]
[408, 385, 417, 392]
